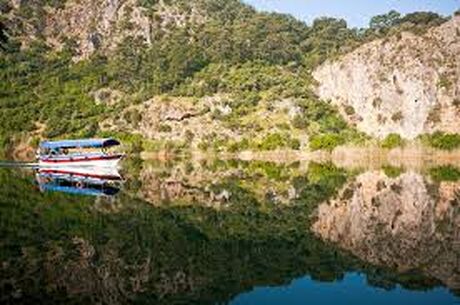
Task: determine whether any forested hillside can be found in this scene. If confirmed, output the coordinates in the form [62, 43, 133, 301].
[0, 0, 457, 157]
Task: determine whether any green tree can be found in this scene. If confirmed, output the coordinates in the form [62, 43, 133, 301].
[369, 10, 401, 30]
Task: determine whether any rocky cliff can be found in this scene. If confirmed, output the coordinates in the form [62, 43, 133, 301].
[313, 16, 460, 139]
[3, 0, 208, 59]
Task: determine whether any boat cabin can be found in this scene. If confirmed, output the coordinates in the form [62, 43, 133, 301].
[37, 138, 121, 157]
[37, 138, 124, 167]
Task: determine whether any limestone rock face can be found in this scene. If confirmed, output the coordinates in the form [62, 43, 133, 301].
[312, 171, 460, 291]
[313, 17, 460, 139]
[6, 0, 206, 59]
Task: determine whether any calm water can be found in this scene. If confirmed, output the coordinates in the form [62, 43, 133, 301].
[1, 158, 459, 304]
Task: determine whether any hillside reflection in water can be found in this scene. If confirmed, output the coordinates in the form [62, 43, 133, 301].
[0, 158, 459, 304]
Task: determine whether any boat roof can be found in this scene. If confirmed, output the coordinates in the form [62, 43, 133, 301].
[40, 138, 120, 149]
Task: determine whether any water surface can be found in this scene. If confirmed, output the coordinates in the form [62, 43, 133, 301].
[1, 158, 459, 304]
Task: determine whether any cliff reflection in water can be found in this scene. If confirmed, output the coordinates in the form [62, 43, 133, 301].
[0, 159, 459, 304]
[313, 167, 460, 292]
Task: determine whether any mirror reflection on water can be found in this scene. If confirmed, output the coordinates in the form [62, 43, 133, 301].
[1, 158, 459, 304]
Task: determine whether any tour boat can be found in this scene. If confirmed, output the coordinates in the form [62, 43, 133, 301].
[37, 138, 125, 167]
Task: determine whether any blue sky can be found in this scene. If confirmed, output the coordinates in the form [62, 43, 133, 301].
[243, 0, 460, 28]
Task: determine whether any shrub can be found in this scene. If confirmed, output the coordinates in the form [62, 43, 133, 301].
[453, 99, 460, 109]
[292, 114, 309, 129]
[258, 133, 286, 151]
[289, 138, 301, 150]
[421, 132, 460, 150]
[158, 124, 172, 132]
[429, 166, 460, 182]
[124, 109, 142, 127]
[197, 140, 209, 151]
[344, 105, 355, 115]
[391, 111, 403, 122]
[381, 133, 404, 149]
[227, 138, 250, 153]
[29, 136, 41, 148]
[257, 133, 301, 151]
[382, 165, 403, 178]
[427, 105, 441, 123]
[185, 130, 195, 142]
[437, 75, 452, 90]
[276, 123, 291, 130]
[309, 134, 345, 151]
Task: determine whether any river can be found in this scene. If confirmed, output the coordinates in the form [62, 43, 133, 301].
[1, 157, 459, 304]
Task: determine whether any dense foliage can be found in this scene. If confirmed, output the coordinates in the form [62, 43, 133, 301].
[367, 10, 448, 36]
[0, 0, 454, 152]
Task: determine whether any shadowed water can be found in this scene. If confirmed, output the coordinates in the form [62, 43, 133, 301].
[1, 158, 459, 304]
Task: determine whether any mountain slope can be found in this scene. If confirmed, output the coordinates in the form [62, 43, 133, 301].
[313, 16, 460, 139]
[0, 0, 458, 156]
[1, 0, 365, 156]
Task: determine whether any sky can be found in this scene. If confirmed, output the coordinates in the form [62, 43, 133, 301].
[243, 0, 460, 28]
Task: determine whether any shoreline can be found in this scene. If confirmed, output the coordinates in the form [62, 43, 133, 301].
[3, 144, 459, 170]
[140, 145, 460, 170]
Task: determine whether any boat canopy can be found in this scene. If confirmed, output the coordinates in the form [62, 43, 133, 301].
[40, 138, 120, 150]
[40, 184, 120, 196]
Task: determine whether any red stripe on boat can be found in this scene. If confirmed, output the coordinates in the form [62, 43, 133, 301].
[40, 154, 123, 163]
[39, 169, 121, 180]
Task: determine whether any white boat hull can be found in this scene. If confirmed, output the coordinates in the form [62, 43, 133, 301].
[38, 166, 122, 181]
[38, 154, 124, 168]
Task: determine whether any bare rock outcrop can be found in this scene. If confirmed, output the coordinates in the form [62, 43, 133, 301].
[313, 16, 460, 139]
[6, 0, 206, 59]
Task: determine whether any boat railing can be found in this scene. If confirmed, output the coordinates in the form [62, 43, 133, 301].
[39, 150, 121, 158]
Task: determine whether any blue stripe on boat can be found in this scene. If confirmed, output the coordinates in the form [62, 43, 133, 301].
[40, 184, 119, 196]
[40, 138, 120, 149]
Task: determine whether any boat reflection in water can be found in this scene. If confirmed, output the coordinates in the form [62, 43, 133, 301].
[35, 166, 123, 197]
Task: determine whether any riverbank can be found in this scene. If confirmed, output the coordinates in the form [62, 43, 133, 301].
[3, 141, 459, 171]
[140, 144, 460, 171]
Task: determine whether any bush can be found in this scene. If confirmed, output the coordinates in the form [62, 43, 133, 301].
[421, 132, 460, 150]
[158, 124, 173, 132]
[197, 141, 209, 151]
[309, 134, 345, 151]
[185, 130, 195, 142]
[391, 111, 403, 122]
[427, 105, 442, 124]
[382, 165, 403, 178]
[289, 138, 301, 150]
[452, 99, 460, 108]
[124, 109, 142, 127]
[381, 133, 404, 149]
[429, 166, 460, 182]
[372, 97, 383, 108]
[258, 133, 285, 150]
[437, 75, 452, 90]
[227, 138, 250, 153]
[344, 105, 355, 115]
[258, 133, 300, 151]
